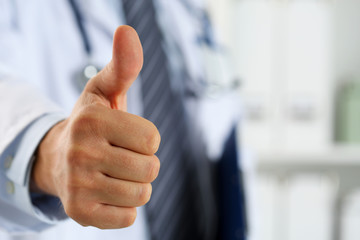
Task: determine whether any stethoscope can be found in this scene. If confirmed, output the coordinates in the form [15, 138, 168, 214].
[180, 0, 241, 98]
[68, 0, 102, 91]
[68, 0, 240, 97]
[179, 0, 216, 48]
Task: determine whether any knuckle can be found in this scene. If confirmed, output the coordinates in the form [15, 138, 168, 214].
[121, 208, 137, 228]
[145, 122, 161, 154]
[65, 147, 87, 171]
[65, 146, 100, 177]
[64, 199, 82, 221]
[63, 170, 84, 198]
[71, 114, 90, 133]
[63, 190, 100, 228]
[71, 107, 103, 137]
[63, 202, 75, 217]
[138, 183, 152, 205]
[67, 202, 98, 228]
[145, 156, 160, 182]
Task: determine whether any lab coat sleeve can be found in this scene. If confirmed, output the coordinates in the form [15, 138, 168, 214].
[0, 112, 67, 233]
[0, 0, 68, 232]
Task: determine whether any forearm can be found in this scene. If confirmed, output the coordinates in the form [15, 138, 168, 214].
[31, 120, 67, 197]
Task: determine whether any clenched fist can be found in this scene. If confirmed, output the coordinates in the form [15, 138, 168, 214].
[31, 26, 161, 229]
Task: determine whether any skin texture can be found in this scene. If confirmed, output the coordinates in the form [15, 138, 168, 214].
[31, 26, 161, 229]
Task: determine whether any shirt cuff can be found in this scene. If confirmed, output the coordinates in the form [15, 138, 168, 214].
[1, 112, 67, 224]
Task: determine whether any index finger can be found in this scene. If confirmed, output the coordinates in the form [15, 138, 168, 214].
[102, 108, 161, 155]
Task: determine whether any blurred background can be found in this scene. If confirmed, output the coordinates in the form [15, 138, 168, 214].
[207, 0, 360, 239]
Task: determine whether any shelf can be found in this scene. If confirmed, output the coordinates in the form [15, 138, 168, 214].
[257, 144, 360, 164]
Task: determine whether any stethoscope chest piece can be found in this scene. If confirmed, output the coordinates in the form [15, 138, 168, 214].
[74, 63, 101, 91]
[68, 0, 103, 92]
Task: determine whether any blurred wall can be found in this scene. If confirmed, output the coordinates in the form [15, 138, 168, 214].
[208, 0, 360, 240]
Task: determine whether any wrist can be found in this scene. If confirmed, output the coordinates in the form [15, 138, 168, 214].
[31, 120, 67, 197]
[30, 152, 45, 194]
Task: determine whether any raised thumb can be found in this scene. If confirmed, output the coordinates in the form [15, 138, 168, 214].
[85, 25, 143, 110]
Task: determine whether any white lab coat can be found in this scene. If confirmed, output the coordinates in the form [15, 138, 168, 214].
[0, 0, 240, 239]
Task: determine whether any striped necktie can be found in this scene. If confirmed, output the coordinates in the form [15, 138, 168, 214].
[122, 1, 203, 239]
